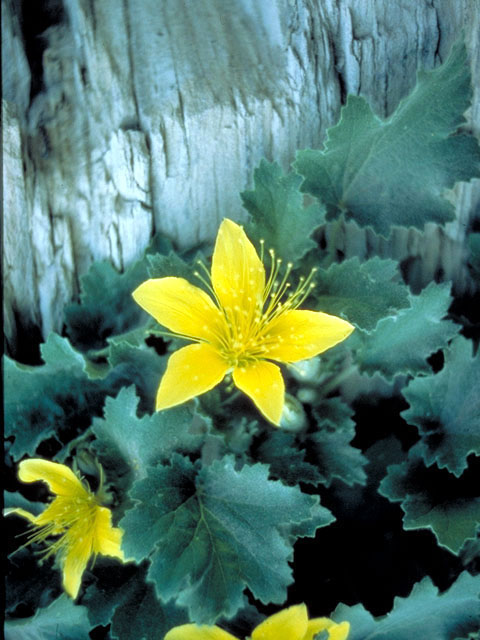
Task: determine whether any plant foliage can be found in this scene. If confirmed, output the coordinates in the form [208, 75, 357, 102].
[294, 41, 480, 236]
[332, 572, 480, 640]
[120, 455, 333, 623]
[5, 38, 480, 639]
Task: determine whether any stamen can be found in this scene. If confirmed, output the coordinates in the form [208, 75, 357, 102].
[285, 267, 317, 308]
[150, 329, 205, 343]
[193, 266, 215, 295]
[189, 245, 319, 366]
[264, 260, 293, 315]
[263, 251, 282, 305]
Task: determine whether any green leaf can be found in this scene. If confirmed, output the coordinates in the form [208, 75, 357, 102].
[85, 564, 261, 640]
[256, 430, 322, 485]
[460, 530, 480, 568]
[111, 583, 186, 640]
[106, 340, 167, 411]
[214, 415, 261, 456]
[147, 250, 199, 281]
[295, 41, 480, 236]
[65, 233, 172, 352]
[4, 334, 135, 460]
[91, 386, 204, 484]
[354, 282, 459, 378]
[120, 455, 334, 623]
[313, 257, 410, 331]
[82, 562, 140, 628]
[332, 572, 480, 640]
[146, 249, 219, 312]
[4, 334, 94, 459]
[82, 562, 188, 640]
[310, 397, 368, 487]
[402, 336, 480, 477]
[105, 319, 158, 350]
[241, 160, 324, 263]
[5, 546, 60, 615]
[5, 595, 91, 640]
[379, 451, 480, 553]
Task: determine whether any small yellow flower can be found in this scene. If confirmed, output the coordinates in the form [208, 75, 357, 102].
[6, 458, 125, 599]
[164, 603, 350, 640]
[133, 219, 354, 425]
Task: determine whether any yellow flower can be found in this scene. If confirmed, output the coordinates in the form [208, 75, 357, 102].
[133, 219, 354, 425]
[6, 458, 125, 599]
[164, 603, 350, 640]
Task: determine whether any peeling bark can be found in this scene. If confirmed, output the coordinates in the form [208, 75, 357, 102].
[3, 0, 479, 354]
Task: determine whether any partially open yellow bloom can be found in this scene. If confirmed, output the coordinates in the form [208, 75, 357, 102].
[164, 603, 350, 640]
[6, 458, 125, 599]
[133, 219, 354, 424]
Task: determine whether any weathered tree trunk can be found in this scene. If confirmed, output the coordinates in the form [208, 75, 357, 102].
[3, 0, 479, 356]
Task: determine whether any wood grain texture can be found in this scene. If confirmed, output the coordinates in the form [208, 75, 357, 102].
[3, 0, 479, 351]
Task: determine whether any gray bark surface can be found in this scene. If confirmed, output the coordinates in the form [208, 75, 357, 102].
[3, 0, 479, 353]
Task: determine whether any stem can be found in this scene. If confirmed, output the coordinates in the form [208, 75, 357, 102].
[318, 363, 356, 397]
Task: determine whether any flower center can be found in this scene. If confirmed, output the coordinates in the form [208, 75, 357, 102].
[24, 492, 99, 560]
[196, 245, 317, 367]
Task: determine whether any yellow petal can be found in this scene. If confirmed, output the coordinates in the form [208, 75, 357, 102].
[92, 506, 125, 560]
[232, 360, 285, 425]
[211, 218, 265, 313]
[329, 622, 350, 640]
[305, 618, 350, 640]
[165, 624, 239, 640]
[156, 343, 229, 410]
[252, 604, 308, 640]
[61, 529, 94, 599]
[33, 496, 74, 528]
[327, 622, 350, 640]
[265, 310, 354, 363]
[18, 459, 87, 498]
[132, 277, 222, 341]
[4, 507, 38, 524]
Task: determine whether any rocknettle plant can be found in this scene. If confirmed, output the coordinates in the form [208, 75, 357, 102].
[5, 41, 480, 639]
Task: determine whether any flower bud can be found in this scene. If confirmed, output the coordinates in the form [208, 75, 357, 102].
[279, 394, 307, 432]
[289, 357, 321, 382]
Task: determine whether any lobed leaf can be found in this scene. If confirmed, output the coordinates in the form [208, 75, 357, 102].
[295, 41, 480, 236]
[4, 334, 97, 459]
[82, 563, 188, 640]
[65, 234, 172, 352]
[313, 257, 410, 331]
[91, 386, 204, 483]
[354, 282, 459, 378]
[147, 249, 200, 281]
[105, 340, 166, 410]
[120, 455, 334, 623]
[332, 572, 480, 640]
[402, 335, 480, 477]
[5, 595, 91, 640]
[5, 546, 60, 615]
[379, 451, 480, 553]
[241, 159, 325, 263]
[256, 430, 322, 486]
[4, 334, 142, 460]
[310, 397, 368, 487]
